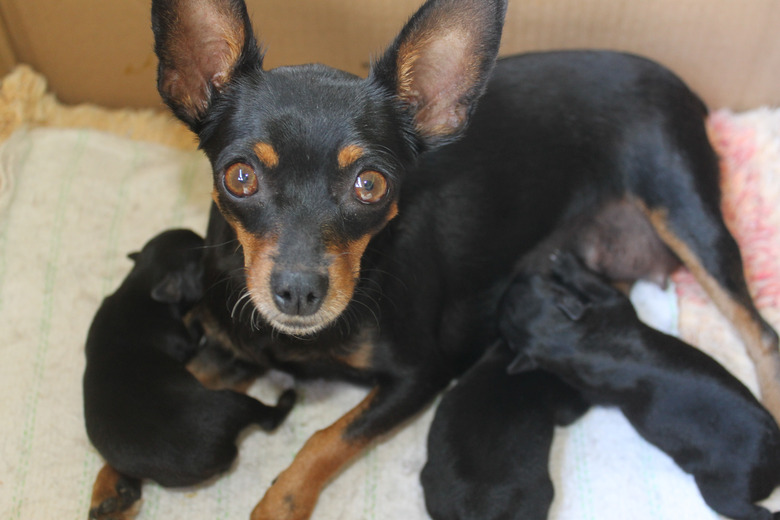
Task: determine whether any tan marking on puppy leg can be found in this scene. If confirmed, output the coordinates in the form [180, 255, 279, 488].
[185, 352, 257, 392]
[646, 207, 780, 422]
[251, 389, 378, 520]
[255, 142, 280, 169]
[89, 464, 141, 520]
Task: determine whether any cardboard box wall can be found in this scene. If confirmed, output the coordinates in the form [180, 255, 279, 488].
[0, 0, 777, 111]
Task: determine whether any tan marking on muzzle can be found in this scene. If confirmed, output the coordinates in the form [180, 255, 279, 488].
[215, 193, 399, 335]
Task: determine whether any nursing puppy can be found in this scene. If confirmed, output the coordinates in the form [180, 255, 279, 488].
[422, 341, 588, 520]
[84, 229, 295, 519]
[503, 252, 780, 520]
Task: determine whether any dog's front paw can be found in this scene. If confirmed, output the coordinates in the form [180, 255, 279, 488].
[250, 476, 318, 520]
[89, 465, 142, 520]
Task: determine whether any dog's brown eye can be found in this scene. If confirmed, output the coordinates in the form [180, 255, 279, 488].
[224, 163, 258, 197]
[354, 170, 388, 204]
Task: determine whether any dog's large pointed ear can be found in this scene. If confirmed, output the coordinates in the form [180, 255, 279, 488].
[151, 0, 260, 130]
[371, 0, 507, 147]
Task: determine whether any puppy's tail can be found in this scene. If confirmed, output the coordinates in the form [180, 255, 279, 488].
[251, 388, 297, 431]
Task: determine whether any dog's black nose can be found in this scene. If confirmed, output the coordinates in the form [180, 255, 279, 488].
[271, 270, 329, 316]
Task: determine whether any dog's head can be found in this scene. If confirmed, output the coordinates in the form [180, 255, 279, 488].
[151, 0, 506, 335]
[129, 228, 206, 307]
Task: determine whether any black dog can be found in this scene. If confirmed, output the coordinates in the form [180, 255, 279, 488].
[147, 0, 780, 517]
[503, 252, 780, 520]
[421, 341, 589, 520]
[83, 229, 295, 519]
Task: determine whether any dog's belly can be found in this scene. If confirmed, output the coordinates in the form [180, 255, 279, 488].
[574, 199, 681, 286]
[424, 50, 699, 286]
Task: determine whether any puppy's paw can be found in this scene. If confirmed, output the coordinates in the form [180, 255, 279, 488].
[89, 465, 142, 520]
[276, 388, 297, 413]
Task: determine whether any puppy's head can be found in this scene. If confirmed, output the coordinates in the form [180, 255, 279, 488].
[129, 228, 206, 307]
[502, 252, 635, 372]
[151, 0, 506, 335]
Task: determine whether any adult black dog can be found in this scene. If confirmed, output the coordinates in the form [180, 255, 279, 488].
[142, 0, 780, 517]
[84, 229, 295, 519]
[503, 252, 780, 520]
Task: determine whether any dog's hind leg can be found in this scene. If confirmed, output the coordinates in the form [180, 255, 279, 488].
[694, 472, 775, 520]
[648, 204, 780, 420]
[88, 464, 142, 520]
[628, 112, 780, 423]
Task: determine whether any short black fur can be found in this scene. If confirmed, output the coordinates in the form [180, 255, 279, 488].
[83, 229, 295, 491]
[421, 342, 588, 520]
[503, 252, 780, 520]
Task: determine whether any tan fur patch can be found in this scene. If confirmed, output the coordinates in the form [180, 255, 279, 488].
[250, 389, 379, 520]
[160, 0, 246, 119]
[326, 234, 373, 311]
[89, 464, 141, 519]
[233, 223, 278, 309]
[645, 205, 780, 421]
[255, 142, 280, 169]
[394, 7, 484, 137]
[213, 191, 398, 335]
[386, 201, 400, 223]
[337, 144, 365, 169]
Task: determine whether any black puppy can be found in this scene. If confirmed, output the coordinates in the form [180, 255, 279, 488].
[503, 252, 780, 520]
[421, 341, 588, 520]
[83, 229, 295, 519]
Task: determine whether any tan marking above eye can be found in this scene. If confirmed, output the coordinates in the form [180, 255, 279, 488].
[354, 170, 388, 204]
[338, 144, 365, 169]
[224, 163, 259, 197]
[254, 142, 279, 169]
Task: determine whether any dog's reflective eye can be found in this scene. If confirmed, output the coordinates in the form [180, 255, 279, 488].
[224, 163, 258, 197]
[354, 171, 388, 204]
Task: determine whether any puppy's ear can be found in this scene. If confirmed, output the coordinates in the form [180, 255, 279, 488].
[507, 353, 536, 374]
[554, 292, 589, 321]
[151, 273, 184, 304]
[372, 0, 507, 147]
[151, 267, 204, 304]
[152, 0, 260, 129]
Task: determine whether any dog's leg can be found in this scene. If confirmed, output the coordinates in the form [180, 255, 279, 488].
[88, 464, 142, 520]
[250, 373, 447, 520]
[648, 206, 780, 420]
[693, 472, 776, 520]
[631, 113, 780, 421]
[250, 389, 378, 520]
